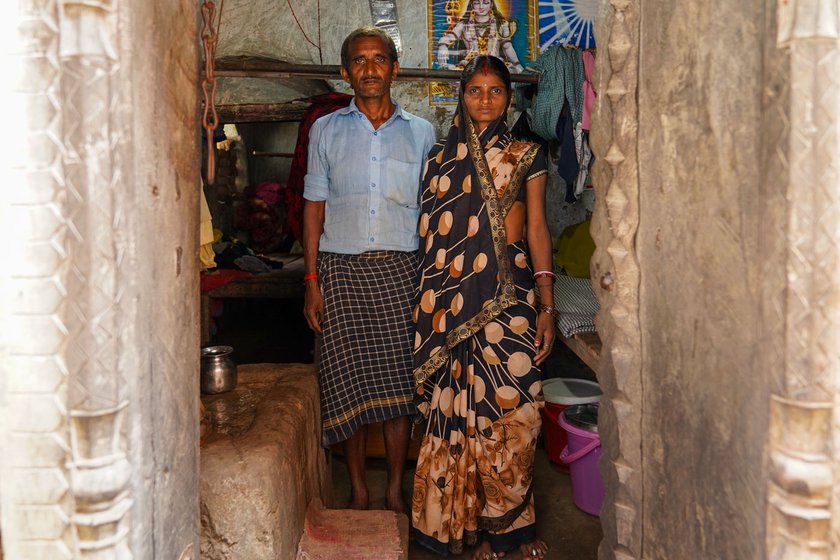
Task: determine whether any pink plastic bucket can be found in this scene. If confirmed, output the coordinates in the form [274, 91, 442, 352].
[559, 405, 604, 516]
[541, 378, 602, 471]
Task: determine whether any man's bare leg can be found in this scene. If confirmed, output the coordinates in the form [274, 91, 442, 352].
[344, 425, 369, 509]
[382, 415, 410, 514]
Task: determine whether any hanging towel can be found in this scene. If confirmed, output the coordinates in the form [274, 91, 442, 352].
[524, 45, 584, 142]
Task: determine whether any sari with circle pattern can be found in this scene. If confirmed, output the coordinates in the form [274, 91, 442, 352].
[411, 101, 547, 556]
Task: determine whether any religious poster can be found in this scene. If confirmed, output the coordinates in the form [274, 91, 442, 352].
[537, 0, 597, 52]
[428, 0, 538, 105]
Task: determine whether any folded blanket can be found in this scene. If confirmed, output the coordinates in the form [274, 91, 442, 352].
[553, 275, 599, 337]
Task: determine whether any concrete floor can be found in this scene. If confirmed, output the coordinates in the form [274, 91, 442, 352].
[329, 449, 603, 559]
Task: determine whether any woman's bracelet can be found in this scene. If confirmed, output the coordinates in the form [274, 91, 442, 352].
[533, 270, 557, 281]
[537, 304, 560, 318]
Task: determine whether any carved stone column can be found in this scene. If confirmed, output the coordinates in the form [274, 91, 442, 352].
[589, 1, 643, 558]
[1, 1, 200, 558]
[766, 1, 840, 557]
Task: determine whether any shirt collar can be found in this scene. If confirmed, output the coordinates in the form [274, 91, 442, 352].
[338, 97, 412, 122]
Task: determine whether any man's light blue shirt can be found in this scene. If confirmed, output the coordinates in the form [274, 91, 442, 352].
[304, 98, 436, 254]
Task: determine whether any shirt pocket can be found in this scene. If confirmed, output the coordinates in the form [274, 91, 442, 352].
[384, 159, 422, 208]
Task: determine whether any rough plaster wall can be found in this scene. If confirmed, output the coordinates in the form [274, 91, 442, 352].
[125, 2, 201, 558]
[636, 1, 778, 557]
[218, 0, 449, 128]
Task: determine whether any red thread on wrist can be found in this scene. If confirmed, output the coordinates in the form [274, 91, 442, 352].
[304, 273, 318, 281]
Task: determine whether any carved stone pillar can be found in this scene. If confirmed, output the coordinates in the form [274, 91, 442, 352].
[589, 1, 643, 558]
[767, 1, 840, 557]
[1, 1, 199, 558]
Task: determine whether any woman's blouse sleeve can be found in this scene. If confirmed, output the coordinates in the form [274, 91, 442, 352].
[517, 146, 548, 203]
[527, 146, 548, 181]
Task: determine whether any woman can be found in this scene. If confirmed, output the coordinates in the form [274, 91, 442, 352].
[437, 0, 524, 73]
[412, 55, 555, 560]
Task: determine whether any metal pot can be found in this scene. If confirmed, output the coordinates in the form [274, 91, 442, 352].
[200, 345, 237, 394]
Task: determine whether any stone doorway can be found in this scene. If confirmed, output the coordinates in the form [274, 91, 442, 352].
[4, 1, 840, 559]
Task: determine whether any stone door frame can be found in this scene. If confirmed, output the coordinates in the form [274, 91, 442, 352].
[589, 1, 644, 557]
[1, 1, 200, 558]
[590, 0, 840, 558]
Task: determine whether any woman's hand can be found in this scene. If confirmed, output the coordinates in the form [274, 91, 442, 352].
[533, 311, 556, 366]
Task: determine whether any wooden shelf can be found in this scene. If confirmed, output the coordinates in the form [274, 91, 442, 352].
[558, 330, 602, 374]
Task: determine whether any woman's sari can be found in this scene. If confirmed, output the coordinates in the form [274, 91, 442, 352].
[412, 102, 547, 555]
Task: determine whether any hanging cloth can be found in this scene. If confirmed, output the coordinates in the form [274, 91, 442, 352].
[285, 92, 353, 242]
[581, 50, 596, 131]
[199, 182, 216, 270]
[523, 45, 584, 142]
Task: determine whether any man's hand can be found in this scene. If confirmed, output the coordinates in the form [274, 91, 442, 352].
[304, 282, 325, 334]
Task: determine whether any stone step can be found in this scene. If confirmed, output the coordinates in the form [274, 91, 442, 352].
[296, 500, 408, 560]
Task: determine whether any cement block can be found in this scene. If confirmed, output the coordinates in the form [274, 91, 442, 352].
[200, 363, 330, 560]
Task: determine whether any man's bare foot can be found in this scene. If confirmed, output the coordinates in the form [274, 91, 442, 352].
[518, 539, 548, 558]
[347, 490, 369, 510]
[472, 541, 505, 560]
[385, 488, 408, 515]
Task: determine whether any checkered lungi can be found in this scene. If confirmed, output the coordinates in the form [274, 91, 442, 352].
[317, 250, 418, 446]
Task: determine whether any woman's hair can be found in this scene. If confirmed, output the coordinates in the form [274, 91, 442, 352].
[460, 55, 511, 100]
[340, 27, 399, 71]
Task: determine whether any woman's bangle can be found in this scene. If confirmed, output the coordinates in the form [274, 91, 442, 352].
[533, 270, 557, 281]
[537, 304, 560, 318]
[303, 273, 318, 281]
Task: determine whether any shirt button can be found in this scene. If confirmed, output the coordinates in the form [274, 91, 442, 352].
[370, 237, 375, 242]
[372, 156, 377, 161]
[370, 209, 375, 215]
[374, 131, 378, 136]
[371, 182, 376, 188]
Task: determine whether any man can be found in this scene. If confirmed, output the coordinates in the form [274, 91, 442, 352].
[302, 27, 435, 513]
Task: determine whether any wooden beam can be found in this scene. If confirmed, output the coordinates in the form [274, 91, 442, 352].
[213, 56, 540, 84]
[215, 101, 309, 123]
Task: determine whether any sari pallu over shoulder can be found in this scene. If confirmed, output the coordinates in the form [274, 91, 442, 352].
[413, 105, 540, 388]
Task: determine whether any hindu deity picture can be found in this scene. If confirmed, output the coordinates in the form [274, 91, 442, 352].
[428, 0, 537, 104]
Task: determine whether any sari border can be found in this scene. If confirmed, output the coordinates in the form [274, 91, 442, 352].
[477, 482, 535, 532]
[497, 143, 541, 213]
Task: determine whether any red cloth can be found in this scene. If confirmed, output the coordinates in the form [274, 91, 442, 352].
[286, 93, 353, 241]
[200, 269, 251, 293]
